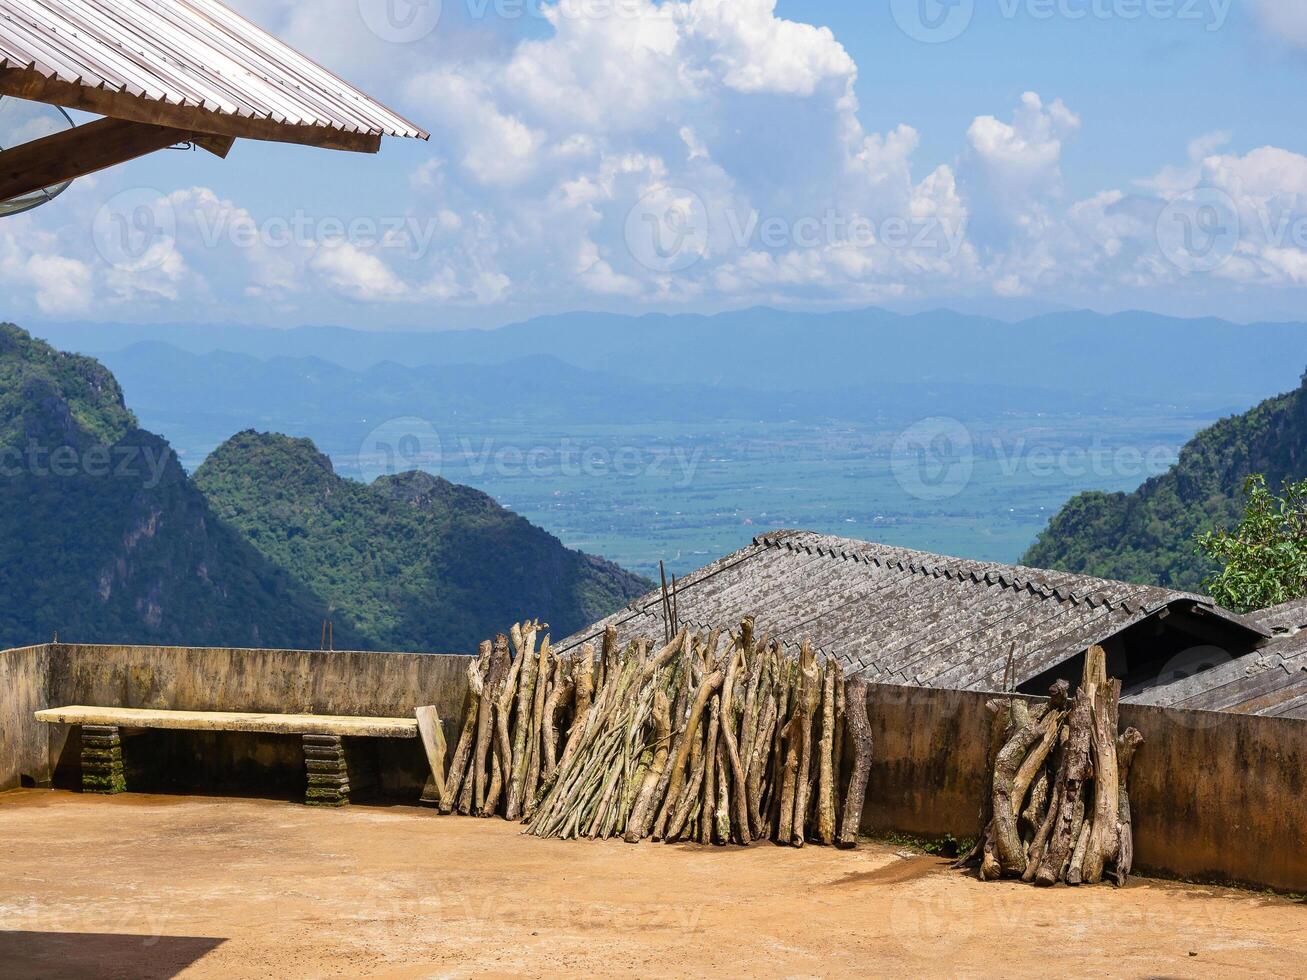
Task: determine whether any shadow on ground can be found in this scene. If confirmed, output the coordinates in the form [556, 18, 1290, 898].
[0, 931, 224, 979]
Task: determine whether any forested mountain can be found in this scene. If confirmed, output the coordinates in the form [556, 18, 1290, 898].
[0, 323, 354, 650]
[0, 324, 648, 651]
[1023, 372, 1307, 590]
[193, 431, 650, 651]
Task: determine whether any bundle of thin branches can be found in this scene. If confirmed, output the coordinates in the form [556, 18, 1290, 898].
[518, 617, 874, 848]
[961, 645, 1144, 887]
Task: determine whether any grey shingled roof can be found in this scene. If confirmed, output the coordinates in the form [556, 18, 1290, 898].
[556, 530, 1267, 693]
[1126, 605, 1307, 720]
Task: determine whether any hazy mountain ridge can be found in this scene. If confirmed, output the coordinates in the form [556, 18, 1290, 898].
[36, 306, 1307, 409]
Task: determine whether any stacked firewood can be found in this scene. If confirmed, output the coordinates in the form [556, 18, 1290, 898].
[965, 645, 1144, 887]
[437, 618, 874, 848]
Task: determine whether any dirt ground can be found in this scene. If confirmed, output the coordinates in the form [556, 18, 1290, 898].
[1, 791, 1304, 978]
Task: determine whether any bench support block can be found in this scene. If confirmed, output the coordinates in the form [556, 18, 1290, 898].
[81, 725, 126, 795]
[303, 734, 350, 807]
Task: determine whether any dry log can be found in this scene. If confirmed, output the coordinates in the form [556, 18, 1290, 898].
[747, 688, 778, 839]
[469, 634, 509, 814]
[1012, 707, 1064, 825]
[541, 657, 573, 783]
[790, 644, 820, 846]
[666, 708, 709, 841]
[1081, 668, 1121, 885]
[522, 634, 554, 814]
[993, 720, 1044, 876]
[482, 642, 522, 817]
[738, 620, 764, 775]
[1067, 815, 1093, 886]
[1022, 781, 1063, 882]
[980, 829, 1002, 882]
[714, 734, 732, 844]
[624, 688, 673, 842]
[505, 621, 543, 820]
[440, 643, 489, 813]
[1035, 685, 1093, 887]
[1022, 767, 1050, 835]
[719, 648, 753, 845]
[662, 666, 724, 821]
[836, 676, 872, 849]
[1114, 727, 1144, 887]
[700, 695, 721, 845]
[816, 659, 839, 845]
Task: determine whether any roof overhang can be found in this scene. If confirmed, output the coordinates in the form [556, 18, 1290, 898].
[0, 0, 427, 208]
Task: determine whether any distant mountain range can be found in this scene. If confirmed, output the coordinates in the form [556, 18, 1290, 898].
[0, 324, 649, 651]
[1024, 371, 1307, 591]
[35, 306, 1307, 411]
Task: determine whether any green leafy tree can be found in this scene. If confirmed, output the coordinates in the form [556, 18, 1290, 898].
[1197, 475, 1307, 613]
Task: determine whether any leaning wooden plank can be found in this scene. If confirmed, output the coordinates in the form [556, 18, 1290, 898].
[416, 705, 448, 803]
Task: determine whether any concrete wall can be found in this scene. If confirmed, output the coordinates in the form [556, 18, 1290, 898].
[861, 683, 1307, 893]
[0, 645, 51, 791]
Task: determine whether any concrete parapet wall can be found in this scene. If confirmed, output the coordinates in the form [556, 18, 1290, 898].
[861, 683, 1307, 893]
[3, 644, 1305, 891]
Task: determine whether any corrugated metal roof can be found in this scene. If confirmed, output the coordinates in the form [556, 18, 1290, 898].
[0, 0, 426, 140]
[556, 529, 1267, 693]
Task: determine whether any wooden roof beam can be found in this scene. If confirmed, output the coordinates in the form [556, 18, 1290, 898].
[0, 116, 193, 204]
[0, 67, 382, 153]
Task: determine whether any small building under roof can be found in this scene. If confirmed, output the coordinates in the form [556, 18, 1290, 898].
[0, 0, 426, 205]
[1125, 598, 1307, 720]
[557, 530, 1272, 695]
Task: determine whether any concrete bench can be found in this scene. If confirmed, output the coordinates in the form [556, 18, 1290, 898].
[35, 705, 419, 807]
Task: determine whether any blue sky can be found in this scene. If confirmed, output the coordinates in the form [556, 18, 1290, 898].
[4, 0, 1307, 329]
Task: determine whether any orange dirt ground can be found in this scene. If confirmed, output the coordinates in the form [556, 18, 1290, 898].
[1, 790, 1304, 978]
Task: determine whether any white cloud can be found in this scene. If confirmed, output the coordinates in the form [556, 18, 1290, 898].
[3, 1, 1307, 323]
[24, 254, 93, 314]
[310, 242, 410, 301]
